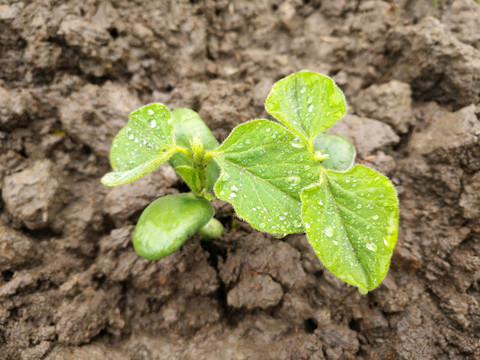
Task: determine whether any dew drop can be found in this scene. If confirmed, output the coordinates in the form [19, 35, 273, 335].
[128, 134, 134, 140]
[290, 138, 304, 148]
[286, 176, 301, 186]
[148, 119, 157, 128]
[384, 238, 389, 246]
[231, 185, 239, 191]
[260, 222, 265, 228]
[230, 192, 237, 198]
[219, 190, 225, 195]
[308, 104, 314, 112]
[372, 215, 379, 220]
[300, 87, 305, 94]
[147, 109, 155, 115]
[266, 127, 271, 132]
[324, 227, 334, 237]
[357, 204, 362, 209]
[332, 240, 339, 245]
[366, 243, 377, 252]
[318, 200, 323, 205]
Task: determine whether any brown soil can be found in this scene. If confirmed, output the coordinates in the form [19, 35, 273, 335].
[1, 1, 480, 359]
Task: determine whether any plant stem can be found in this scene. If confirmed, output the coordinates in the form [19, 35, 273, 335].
[190, 138, 212, 199]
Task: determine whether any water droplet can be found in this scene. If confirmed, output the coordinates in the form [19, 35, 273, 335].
[266, 127, 271, 132]
[272, 134, 276, 139]
[128, 134, 134, 140]
[357, 204, 362, 209]
[332, 240, 339, 245]
[290, 138, 304, 148]
[147, 109, 155, 115]
[219, 190, 225, 195]
[346, 179, 350, 183]
[305, 223, 310, 229]
[260, 222, 265, 228]
[300, 87, 305, 94]
[231, 185, 238, 191]
[279, 216, 285, 221]
[324, 227, 334, 237]
[318, 200, 323, 205]
[286, 176, 301, 186]
[230, 192, 237, 198]
[308, 104, 314, 112]
[148, 119, 157, 128]
[372, 215, 379, 220]
[384, 238, 389, 246]
[366, 243, 377, 252]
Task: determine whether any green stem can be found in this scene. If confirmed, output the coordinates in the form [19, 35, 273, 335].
[196, 162, 208, 193]
[189, 138, 214, 199]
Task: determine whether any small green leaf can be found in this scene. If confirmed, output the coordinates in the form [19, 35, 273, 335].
[213, 119, 319, 234]
[265, 71, 346, 142]
[314, 133, 356, 171]
[133, 193, 214, 260]
[101, 103, 176, 186]
[174, 165, 202, 194]
[301, 165, 398, 293]
[168, 108, 220, 189]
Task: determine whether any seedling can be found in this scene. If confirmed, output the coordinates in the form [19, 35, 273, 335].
[102, 71, 399, 293]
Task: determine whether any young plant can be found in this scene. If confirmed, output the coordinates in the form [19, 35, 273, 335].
[102, 71, 399, 294]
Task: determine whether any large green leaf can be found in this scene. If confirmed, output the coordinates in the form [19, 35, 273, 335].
[168, 108, 220, 190]
[213, 119, 319, 234]
[265, 71, 346, 142]
[314, 133, 356, 171]
[301, 165, 398, 293]
[101, 103, 176, 186]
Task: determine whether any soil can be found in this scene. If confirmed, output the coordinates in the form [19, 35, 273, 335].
[1, 1, 480, 359]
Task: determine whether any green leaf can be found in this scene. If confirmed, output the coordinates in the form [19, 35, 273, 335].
[314, 133, 356, 171]
[168, 108, 220, 189]
[133, 193, 214, 260]
[265, 71, 346, 142]
[213, 119, 319, 234]
[301, 165, 398, 293]
[101, 103, 176, 186]
[174, 165, 202, 194]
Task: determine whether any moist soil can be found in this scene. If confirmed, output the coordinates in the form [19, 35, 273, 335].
[1, 1, 480, 359]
